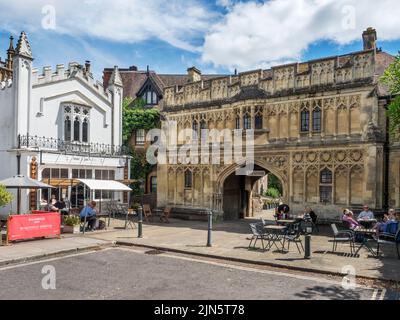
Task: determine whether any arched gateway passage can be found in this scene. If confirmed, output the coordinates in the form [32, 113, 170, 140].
[218, 163, 287, 220]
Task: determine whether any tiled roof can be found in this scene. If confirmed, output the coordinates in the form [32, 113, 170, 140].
[103, 68, 225, 100]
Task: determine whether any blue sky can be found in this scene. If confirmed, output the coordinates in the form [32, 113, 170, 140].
[0, 0, 399, 80]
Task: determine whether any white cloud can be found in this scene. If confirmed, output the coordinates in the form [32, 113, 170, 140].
[202, 0, 400, 71]
[0, 0, 216, 52]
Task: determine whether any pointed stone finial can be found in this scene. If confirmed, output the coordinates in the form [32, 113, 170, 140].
[15, 31, 32, 59]
[108, 65, 123, 87]
[8, 36, 15, 53]
[6, 36, 15, 69]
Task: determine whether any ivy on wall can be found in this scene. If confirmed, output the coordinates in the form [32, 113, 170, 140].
[122, 97, 160, 196]
[122, 97, 160, 144]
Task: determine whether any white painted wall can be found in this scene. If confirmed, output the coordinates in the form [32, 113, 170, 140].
[31, 79, 114, 145]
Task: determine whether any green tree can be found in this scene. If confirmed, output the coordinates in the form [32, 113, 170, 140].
[0, 185, 13, 208]
[380, 53, 400, 135]
[267, 174, 283, 195]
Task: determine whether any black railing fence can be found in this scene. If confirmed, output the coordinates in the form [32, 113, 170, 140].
[18, 134, 130, 157]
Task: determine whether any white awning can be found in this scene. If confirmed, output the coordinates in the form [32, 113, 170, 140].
[78, 179, 132, 191]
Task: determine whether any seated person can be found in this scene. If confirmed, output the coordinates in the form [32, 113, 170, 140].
[80, 201, 98, 231]
[303, 207, 317, 224]
[342, 209, 360, 230]
[54, 199, 68, 215]
[358, 205, 375, 220]
[47, 202, 59, 212]
[276, 202, 290, 220]
[374, 209, 397, 235]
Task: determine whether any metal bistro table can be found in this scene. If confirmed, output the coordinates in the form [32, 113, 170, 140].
[277, 219, 296, 226]
[354, 228, 378, 257]
[263, 225, 287, 252]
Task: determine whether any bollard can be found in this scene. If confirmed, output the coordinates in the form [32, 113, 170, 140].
[137, 205, 143, 238]
[304, 234, 311, 259]
[207, 210, 213, 247]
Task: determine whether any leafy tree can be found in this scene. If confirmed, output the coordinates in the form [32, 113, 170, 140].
[267, 174, 283, 195]
[380, 53, 400, 135]
[0, 185, 13, 208]
[264, 187, 281, 199]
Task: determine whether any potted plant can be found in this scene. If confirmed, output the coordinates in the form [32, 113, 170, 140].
[62, 215, 81, 234]
[0, 184, 13, 223]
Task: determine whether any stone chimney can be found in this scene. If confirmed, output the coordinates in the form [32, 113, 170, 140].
[362, 27, 377, 51]
[187, 66, 201, 83]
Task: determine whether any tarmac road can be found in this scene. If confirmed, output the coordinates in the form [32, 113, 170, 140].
[0, 247, 396, 300]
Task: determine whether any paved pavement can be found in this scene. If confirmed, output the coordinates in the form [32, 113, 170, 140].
[0, 236, 112, 266]
[0, 247, 392, 300]
[83, 216, 400, 283]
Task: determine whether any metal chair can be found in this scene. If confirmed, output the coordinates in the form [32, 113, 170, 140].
[376, 228, 400, 259]
[283, 222, 304, 254]
[124, 209, 137, 229]
[248, 223, 265, 250]
[330, 224, 355, 254]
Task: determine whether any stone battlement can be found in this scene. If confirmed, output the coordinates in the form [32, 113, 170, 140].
[163, 50, 376, 109]
[32, 62, 111, 101]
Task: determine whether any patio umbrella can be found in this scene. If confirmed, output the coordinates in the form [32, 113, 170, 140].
[0, 175, 54, 214]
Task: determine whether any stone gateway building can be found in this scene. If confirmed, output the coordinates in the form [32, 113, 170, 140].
[157, 28, 400, 221]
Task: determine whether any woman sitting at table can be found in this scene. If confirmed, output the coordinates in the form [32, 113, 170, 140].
[342, 209, 360, 230]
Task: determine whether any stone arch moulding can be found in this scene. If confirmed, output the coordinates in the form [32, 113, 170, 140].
[216, 159, 289, 202]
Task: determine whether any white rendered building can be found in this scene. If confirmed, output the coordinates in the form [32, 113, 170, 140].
[0, 32, 130, 215]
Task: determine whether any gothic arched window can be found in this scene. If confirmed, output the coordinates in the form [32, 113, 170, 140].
[192, 120, 198, 140]
[313, 106, 321, 132]
[184, 170, 192, 189]
[320, 168, 333, 203]
[235, 116, 240, 130]
[200, 120, 207, 141]
[63, 105, 90, 143]
[301, 109, 310, 132]
[73, 117, 80, 142]
[64, 116, 71, 141]
[243, 113, 251, 130]
[82, 119, 89, 143]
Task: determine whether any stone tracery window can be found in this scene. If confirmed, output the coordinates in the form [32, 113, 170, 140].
[63, 105, 90, 143]
[184, 169, 192, 189]
[243, 112, 251, 130]
[300, 108, 310, 132]
[255, 107, 263, 130]
[313, 105, 321, 132]
[320, 168, 333, 203]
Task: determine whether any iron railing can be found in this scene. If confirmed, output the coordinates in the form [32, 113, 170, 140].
[18, 134, 130, 157]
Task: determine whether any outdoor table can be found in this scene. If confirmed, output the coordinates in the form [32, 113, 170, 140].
[264, 225, 287, 252]
[277, 219, 296, 226]
[354, 228, 378, 257]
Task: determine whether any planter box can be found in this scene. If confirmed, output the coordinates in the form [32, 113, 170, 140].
[62, 225, 80, 234]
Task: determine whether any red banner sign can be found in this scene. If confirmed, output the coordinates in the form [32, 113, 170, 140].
[7, 213, 61, 242]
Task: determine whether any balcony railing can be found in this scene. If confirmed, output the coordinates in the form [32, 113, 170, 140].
[18, 134, 130, 157]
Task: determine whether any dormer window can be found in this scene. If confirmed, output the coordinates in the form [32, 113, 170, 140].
[141, 84, 158, 105]
[63, 105, 90, 143]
